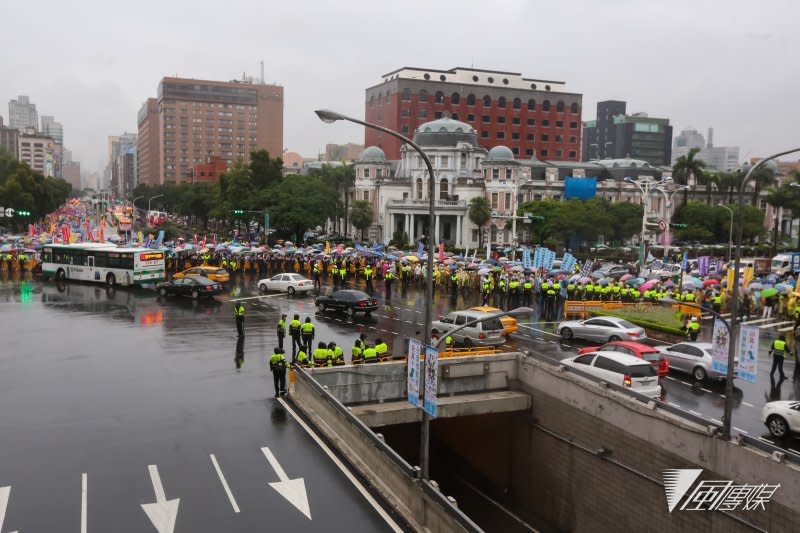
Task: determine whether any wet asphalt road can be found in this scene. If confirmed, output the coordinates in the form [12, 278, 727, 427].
[1, 272, 799, 532]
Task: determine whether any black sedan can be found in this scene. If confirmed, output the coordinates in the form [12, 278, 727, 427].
[315, 289, 378, 317]
[157, 276, 223, 299]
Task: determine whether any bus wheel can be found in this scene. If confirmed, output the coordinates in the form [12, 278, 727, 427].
[106, 273, 116, 287]
[56, 268, 66, 281]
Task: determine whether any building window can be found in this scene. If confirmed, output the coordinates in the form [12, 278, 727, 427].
[556, 101, 565, 112]
[434, 112, 443, 119]
[483, 95, 491, 106]
[441, 155, 449, 167]
[528, 98, 536, 110]
[569, 136, 578, 144]
[505, 192, 512, 210]
[419, 89, 428, 102]
[543, 100, 551, 111]
[571, 103, 580, 113]
[541, 149, 549, 157]
[435, 91, 445, 103]
[482, 115, 491, 123]
[467, 114, 475, 121]
[555, 120, 563, 127]
[509, 98, 520, 110]
[526, 149, 534, 156]
[401, 108, 411, 117]
[481, 131, 489, 138]
[569, 150, 577, 158]
[440, 178, 449, 200]
[527, 134, 534, 141]
[491, 192, 499, 209]
[364, 168, 370, 178]
[527, 118, 535, 126]
[512, 117, 520, 125]
[467, 94, 476, 106]
[451, 92, 460, 104]
[496, 132, 505, 139]
[497, 116, 506, 124]
[556, 150, 563, 158]
[418, 110, 428, 118]
[416, 178, 423, 200]
[401, 125, 409, 133]
[492, 168, 499, 180]
[451, 113, 459, 121]
[377, 111, 383, 120]
[512, 147, 519, 155]
[363, 191, 370, 201]
[512, 132, 520, 140]
[570, 121, 578, 129]
[376, 168, 383, 178]
[401, 88, 411, 101]
[542, 134, 549, 141]
[498, 96, 507, 108]
[542, 119, 550, 127]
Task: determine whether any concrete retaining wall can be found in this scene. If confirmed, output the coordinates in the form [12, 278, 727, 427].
[290, 365, 482, 533]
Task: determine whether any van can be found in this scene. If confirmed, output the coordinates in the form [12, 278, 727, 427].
[431, 310, 506, 348]
[562, 351, 662, 399]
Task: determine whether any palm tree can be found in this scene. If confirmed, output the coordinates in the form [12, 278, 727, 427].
[700, 171, 720, 205]
[717, 170, 744, 204]
[750, 165, 776, 207]
[672, 148, 707, 205]
[468, 196, 492, 251]
[764, 184, 796, 255]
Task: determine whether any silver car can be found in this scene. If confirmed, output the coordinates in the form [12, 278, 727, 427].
[431, 310, 506, 348]
[557, 316, 647, 343]
[656, 342, 738, 381]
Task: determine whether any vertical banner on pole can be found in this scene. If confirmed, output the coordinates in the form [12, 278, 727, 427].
[737, 325, 759, 383]
[423, 345, 439, 418]
[522, 248, 532, 270]
[711, 319, 730, 374]
[407, 339, 421, 407]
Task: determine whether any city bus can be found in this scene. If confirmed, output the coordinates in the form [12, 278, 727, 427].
[41, 243, 166, 287]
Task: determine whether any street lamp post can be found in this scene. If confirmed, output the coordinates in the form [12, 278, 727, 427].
[626, 176, 686, 267]
[654, 185, 688, 260]
[724, 147, 800, 439]
[148, 194, 164, 216]
[132, 195, 144, 240]
[510, 176, 532, 262]
[315, 108, 438, 478]
[719, 204, 733, 263]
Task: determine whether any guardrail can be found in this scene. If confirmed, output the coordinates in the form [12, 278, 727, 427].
[565, 300, 701, 319]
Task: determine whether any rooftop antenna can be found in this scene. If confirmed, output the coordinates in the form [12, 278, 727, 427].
[260, 60, 265, 84]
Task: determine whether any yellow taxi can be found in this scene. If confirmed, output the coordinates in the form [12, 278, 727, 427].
[469, 306, 518, 334]
[173, 266, 230, 283]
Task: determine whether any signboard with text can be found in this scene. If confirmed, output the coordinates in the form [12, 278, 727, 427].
[737, 325, 759, 383]
[711, 319, 730, 374]
[407, 339, 421, 407]
[423, 345, 438, 418]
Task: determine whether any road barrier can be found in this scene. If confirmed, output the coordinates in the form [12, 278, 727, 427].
[565, 300, 701, 319]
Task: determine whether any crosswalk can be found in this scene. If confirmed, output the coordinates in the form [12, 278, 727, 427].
[701, 313, 796, 333]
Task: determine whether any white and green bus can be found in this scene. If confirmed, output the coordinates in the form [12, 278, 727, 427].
[41, 243, 166, 287]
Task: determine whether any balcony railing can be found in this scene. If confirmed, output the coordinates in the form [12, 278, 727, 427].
[387, 198, 466, 208]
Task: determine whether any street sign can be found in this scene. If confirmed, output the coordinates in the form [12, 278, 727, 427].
[423, 345, 438, 418]
[1, 207, 14, 218]
[407, 339, 421, 407]
[658, 219, 666, 231]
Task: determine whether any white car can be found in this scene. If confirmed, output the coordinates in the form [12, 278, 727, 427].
[762, 401, 800, 438]
[258, 273, 313, 295]
[557, 316, 647, 343]
[561, 351, 662, 399]
[656, 342, 738, 381]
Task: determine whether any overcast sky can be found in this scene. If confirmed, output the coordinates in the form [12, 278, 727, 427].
[2, 0, 798, 174]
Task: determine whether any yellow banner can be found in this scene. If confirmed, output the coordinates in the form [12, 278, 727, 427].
[742, 266, 754, 287]
[325, 241, 331, 255]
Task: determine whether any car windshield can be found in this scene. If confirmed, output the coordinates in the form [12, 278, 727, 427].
[481, 318, 503, 331]
[640, 350, 661, 362]
[628, 364, 657, 378]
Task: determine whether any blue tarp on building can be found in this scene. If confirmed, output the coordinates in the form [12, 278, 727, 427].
[563, 177, 597, 200]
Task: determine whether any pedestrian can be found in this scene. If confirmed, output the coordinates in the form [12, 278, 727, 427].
[276, 313, 287, 351]
[289, 314, 302, 360]
[770, 334, 787, 381]
[684, 316, 700, 341]
[384, 270, 395, 300]
[233, 301, 245, 336]
[269, 347, 288, 397]
[301, 317, 315, 353]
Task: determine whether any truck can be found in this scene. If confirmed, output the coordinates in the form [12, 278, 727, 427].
[771, 253, 800, 276]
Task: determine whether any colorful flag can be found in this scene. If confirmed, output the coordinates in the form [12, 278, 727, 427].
[193, 233, 198, 245]
[417, 240, 424, 257]
[438, 242, 445, 262]
[28, 224, 34, 238]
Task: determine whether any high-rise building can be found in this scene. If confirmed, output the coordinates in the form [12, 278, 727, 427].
[18, 132, 57, 175]
[671, 128, 739, 171]
[582, 101, 672, 166]
[136, 76, 284, 185]
[0, 116, 20, 159]
[8, 95, 38, 131]
[364, 67, 582, 161]
[41, 115, 64, 144]
[62, 161, 81, 191]
[108, 133, 137, 196]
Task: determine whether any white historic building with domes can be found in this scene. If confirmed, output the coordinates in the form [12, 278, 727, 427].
[350, 116, 676, 248]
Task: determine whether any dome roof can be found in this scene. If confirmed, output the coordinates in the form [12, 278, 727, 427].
[412, 117, 478, 147]
[359, 146, 387, 162]
[486, 145, 515, 162]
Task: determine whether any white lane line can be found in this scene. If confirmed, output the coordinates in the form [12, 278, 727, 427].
[665, 376, 676, 381]
[689, 410, 703, 417]
[759, 321, 791, 329]
[229, 294, 286, 302]
[81, 473, 88, 533]
[701, 388, 712, 393]
[0, 486, 10, 533]
[277, 398, 402, 532]
[209, 454, 241, 513]
[734, 427, 749, 435]
[741, 317, 771, 325]
[711, 418, 723, 425]
[743, 401, 755, 408]
[667, 402, 681, 408]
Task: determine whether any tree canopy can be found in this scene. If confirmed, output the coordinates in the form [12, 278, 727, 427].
[0, 146, 71, 229]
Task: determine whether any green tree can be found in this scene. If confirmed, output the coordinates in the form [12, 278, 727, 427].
[249, 150, 283, 190]
[309, 163, 355, 237]
[270, 175, 335, 240]
[672, 147, 707, 205]
[0, 146, 71, 229]
[749, 165, 776, 207]
[717, 170, 744, 204]
[468, 196, 491, 249]
[349, 200, 373, 240]
[607, 201, 644, 243]
[700, 171, 720, 205]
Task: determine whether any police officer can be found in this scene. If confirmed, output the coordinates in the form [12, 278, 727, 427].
[276, 313, 287, 351]
[351, 340, 364, 364]
[233, 301, 245, 336]
[362, 343, 378, 363]
[384, 269, 395, 300]
[770, 334, 787, 381]
[301, 317, 315, 353]
[329, 342, 344, 365]
[364, 264, 374, 293]
[375, 338, 389, 360]
[296, 348, 310, 367]
[313, 261, 322, 291]
[269, 348, 288, 397]
[313, 341, 331, 367]
[685, 316, 700, 341]
[289, 314, 302, 359]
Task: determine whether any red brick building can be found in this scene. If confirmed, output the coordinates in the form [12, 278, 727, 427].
[365, 67, 582, 161]
[192, 156, 228, 183]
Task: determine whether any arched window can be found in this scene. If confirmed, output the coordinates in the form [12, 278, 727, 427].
[439, 178, 449, 200]
[527, 98, 536, 110]
[498, 96, 507, 108]
[401, 88, 411, 101]
[467, 94, 476, 106]
[416, 178, 423, 200]
[483, 95, 491, 106]
[570, 102, 579, 113]
[419, 89, 428, 102]
[542, 100, 551, 111]
[377, 93, 382, 104]
[451, 92, 460, 104]
[435, 91, 445, 103]
[556, 101, 565, 112]
[512, 98, 521, 109]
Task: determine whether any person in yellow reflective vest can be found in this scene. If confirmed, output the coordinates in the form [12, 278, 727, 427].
[364, 265, 374, 293]
[770, 335, 787, 380]
[685, 316, 700, 341]
[351, 341, 364, 364]
[362, 344, 378, 363]
[375, 338, 388, 360]
[234, 302, 245, 336]
[276, 313, 287, 352]
[301, 317, 315, 353]
[331, 264, 339, 288]
[289, 314, 302, 359]
[296, 349, 310, 367]
[269, 348, 288, 397]
[313, 342, 331, 367]
[328, 342, 344, 365]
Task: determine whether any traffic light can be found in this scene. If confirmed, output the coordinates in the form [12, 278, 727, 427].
[231, 209, 245, 215]
[17, 209, 31, 216]
[670, 223, 687, 229]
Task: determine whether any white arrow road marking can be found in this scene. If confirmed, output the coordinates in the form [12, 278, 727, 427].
[260, 447, 311, 520]
[81, 474, 87, 533]
[0, 486, 9, 532]
[141, 465, 180, 533]
[209, 454, 240, 513]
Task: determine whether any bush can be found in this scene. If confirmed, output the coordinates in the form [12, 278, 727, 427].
[589, 305, 686, 336]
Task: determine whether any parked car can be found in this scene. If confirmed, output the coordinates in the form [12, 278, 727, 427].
[173, 266, 230, 283]
[315, 289, 377, 317]
[762, 401, 800, 438]
[577, 340, 669, 378]
[431, 310, 506, 348]
[656, 342, 738, 381]
[469, 305, 518, 334]
[258, 273, 313, 295]
[561, 351, 662, 399]
[557, 316, 647, 343]
[156, 276, 223, 300]
[642, 260, 682, 279]
[592, 264, 631, 280]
